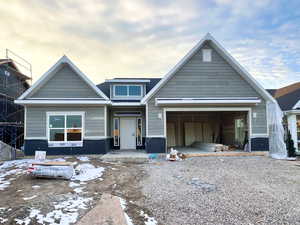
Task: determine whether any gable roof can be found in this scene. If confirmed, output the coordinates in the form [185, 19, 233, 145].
[141, 33, 275, 104]
[267, 82, 300, 111]
[18, 55, 108, 100]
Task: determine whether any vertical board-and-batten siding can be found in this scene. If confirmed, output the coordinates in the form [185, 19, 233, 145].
[29, 64, 101, 99]
[147, 42, 268, 136]
[26, 106, 105, 138]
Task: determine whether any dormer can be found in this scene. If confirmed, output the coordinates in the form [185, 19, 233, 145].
[106, 79, 150, 100]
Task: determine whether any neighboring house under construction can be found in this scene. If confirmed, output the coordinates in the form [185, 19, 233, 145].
[0, 50, 31, 151]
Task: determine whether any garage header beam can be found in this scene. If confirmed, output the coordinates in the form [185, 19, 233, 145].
[155, 97, 261, 106]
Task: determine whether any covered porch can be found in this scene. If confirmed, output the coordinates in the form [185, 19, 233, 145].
[107, 106, 146, 151]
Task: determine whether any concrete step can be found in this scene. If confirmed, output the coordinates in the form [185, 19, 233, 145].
[101, 150, 165, 163]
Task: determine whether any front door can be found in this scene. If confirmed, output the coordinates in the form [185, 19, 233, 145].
[120, 118, 136, 149]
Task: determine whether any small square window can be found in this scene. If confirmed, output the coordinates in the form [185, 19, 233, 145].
[129, 86, 141, 96]
[115, 86, 127, 96]
[202, 49, 212, 62]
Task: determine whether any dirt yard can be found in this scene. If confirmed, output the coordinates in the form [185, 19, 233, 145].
[0, 156, 299, 225]
[0, 156, 148, 225]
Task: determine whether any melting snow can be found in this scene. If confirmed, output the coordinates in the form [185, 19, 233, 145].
[32, 185, 40, 189]
[73, 187, 85, 194]
[72, 163, 105, 182]
[15, 195, 92, 225]
[119, 197, 134, 225]
[69, 182, 80, 188]
[23, 195, 37, 201]
[76, 156, 90, 162]
[0, 217, 8, 223]
[0, 168, 24, 191]
[140, 211, 158, 225]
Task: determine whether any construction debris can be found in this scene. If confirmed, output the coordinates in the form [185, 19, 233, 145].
[28, 162, 74, 180]
[166, 148, 187, 161]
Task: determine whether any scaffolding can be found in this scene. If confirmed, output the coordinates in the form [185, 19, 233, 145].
[0, 49, 32, 157]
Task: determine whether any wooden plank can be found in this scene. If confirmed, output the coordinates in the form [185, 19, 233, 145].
[185, 151, 267, 158]
[32, 161, 73, 166]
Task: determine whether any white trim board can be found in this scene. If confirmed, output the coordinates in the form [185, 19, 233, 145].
[106, 79, 150, 83]
[141, 33, 275, 104]
[24, 137, 47, 140]
[15, 100, 110, 105]
[84, 136, 108, 140]
[111, 102, 142, 106]
[17, 55, 109, 100]
[155, 98, 261, 106]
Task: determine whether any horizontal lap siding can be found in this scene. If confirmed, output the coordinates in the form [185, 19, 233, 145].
[30, 65, 101, 99]
[26, 106, 105, 138]
[148, 42, 267, 136]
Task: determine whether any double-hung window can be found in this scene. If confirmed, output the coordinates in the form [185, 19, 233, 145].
[114, 85, 142, 98]
[47, 112, 84, 147]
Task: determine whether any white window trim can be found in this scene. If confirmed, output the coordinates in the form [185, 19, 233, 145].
[46, 111, 85, 147]
[113, 84, 143, 99]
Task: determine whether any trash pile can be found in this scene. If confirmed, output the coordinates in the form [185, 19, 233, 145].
[166, 148, 186, 161]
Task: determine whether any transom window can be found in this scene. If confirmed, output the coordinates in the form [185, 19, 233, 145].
[114, 85, 142, 97]
[47, 112, 84, 143]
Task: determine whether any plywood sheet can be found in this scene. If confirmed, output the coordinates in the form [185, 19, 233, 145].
[167, 122, 176, 147]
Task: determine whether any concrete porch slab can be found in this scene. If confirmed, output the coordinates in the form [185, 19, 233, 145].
[101, 150, 150, 163]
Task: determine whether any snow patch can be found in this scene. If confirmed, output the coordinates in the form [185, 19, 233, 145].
[72, 163, 105, 182]
[140, 211, 158, 225]
[119, 197, 134, 225]
[0, 168, 23, 190]
[14, 195, 92, 225]
[0, 217, 8, 223]
[76, 156, 90, 162]
[32, 185, 40, 189]
[73, 187, 85, 194]
[23, 195, 37, 201]
[69, 182, 80, 188]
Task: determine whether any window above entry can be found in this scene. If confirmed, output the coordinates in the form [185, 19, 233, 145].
[113, 84, 144, 99]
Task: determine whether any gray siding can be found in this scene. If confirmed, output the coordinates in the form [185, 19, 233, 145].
[147, 42, 268, 136]
[26, 106, 105, 138]
[29, 64, 101, 99]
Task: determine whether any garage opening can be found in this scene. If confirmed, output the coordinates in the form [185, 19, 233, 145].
[166, 111, 249, 152]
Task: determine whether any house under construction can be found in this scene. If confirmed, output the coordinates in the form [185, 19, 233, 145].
[0, 49, 31, 151]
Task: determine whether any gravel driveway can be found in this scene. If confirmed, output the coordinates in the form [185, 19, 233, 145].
[140, 156, 300, 225]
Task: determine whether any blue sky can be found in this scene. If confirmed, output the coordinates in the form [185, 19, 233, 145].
[0, 0, 299, 88]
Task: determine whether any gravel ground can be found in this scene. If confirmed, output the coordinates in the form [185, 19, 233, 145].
[140, 156, 300, 225]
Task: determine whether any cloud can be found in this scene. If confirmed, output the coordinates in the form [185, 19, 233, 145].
[0, 0, 299, 89]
